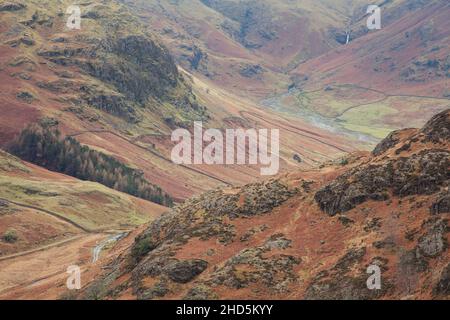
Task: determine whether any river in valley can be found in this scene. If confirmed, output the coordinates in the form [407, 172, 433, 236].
[260, 89, 379, 147]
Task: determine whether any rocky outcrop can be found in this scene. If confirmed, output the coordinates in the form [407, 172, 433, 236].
[433, 263, 450, 297]
[184, 285, 217, 300]
[305, 274, 382, 300]
[372, 130, 402, 156]
[420, 109, 450, 143]
[315, 150, 449, 216]
[22, 10, 53, 28]
[0, 2, 26, 12]
[83, 180, 298, 299]
[80, 109, 449, 300]
[81, 10, 102, 20]
[165, 259, 208, 283]
[34, 10, 207, 123]
[206, 236, 299, 292]
[131, 180, 297, 261]
[239, 64, 263, 78]
[6, 34, 35, 47]
[187, 46, 206, 71]
[16, 91, 34, 103]
[305, 247, 388, 300]
[81, 35, 179, 105]
[200, 0, 275, 49]
[398, 249, 428, 275]
[79, 86, 140, 123]
[431, 192, 450, 214]
[373, 109, 450, 156]
[416, 218, 448, 258]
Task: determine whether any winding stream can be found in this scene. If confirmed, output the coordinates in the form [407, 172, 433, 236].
[260, 89, 379, 145]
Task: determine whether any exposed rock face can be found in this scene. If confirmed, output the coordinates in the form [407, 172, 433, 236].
[305, 275, 381, 300]
[187, 46, 206, 71]
[7, 34, 35, 47]
[184, 286, 217, 300]
[315, 150, 449, 216]
[391, 151, 449, 196]
[433, 263, 450, 297]
[41, 34, 196, 121]
[132, 180, 298, 261]
[165, 259, 208, 283]
[431, 192, 450, 214]
[416, 218, 448, 258]
[305, 247, 387, 300]
[81, 110, 449, 300]
[0, 2, 26, 12]
[421, 109, 450, 143]
[22, 10, 53, 28]
[398, 249, 428, 275]
[30, 6, 206, 123]
[207, 236, 299, 292]
[83, 179, 299, 299]
[16, 91, 34, 103]
[293, 154, 302, 163]
[200, 0, 275, 49]
[315, 110, 450, 224]
[82, 10, 102, 19]
[82, 35, 179, 105]
[187, 180, 294, 220]
[417, 231, 445, 258]
[79, 86, 139, 123]
[372, 130, 402, 156]
[239, 64, 263, 78]
[373, 109, 450, 156]
[334, 247, 367, 270]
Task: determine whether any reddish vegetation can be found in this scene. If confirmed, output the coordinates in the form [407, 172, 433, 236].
[0, 0, 448, 300]
[0, 233, 106, 299]
[0, 152, 167, 299]
[0, 1, 357, 202]
[294, 1, 450, 98]
[81, 110, 449, 300]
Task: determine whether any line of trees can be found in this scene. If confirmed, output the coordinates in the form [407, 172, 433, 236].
[9, 124, 173, 207]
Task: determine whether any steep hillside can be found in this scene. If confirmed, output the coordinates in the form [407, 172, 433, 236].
[9, 122, 174, 206]
[0, 149, 166, 251]
[0, 0, 358, 202]
[0, 0, 448, 301]
[119, 0, 371, 98]
[0, 0, 210, 201]
[0, 0, 205, 135]
[293, 0, 450, 97]
[122, 0, 449, 142]
[288, 0, 450, 139]
[81, 109, 449, 300]
[0, 148, 167, 299]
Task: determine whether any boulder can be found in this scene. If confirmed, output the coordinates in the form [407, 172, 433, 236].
[165, 259, 208, 283]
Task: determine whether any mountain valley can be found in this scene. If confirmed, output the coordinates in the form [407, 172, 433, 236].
[0, 0, 448, 300]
